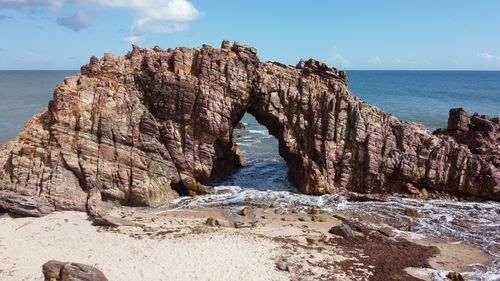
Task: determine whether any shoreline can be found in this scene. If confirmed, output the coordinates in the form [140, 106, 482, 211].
[1, 206, 495, 281]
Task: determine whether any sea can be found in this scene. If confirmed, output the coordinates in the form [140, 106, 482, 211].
[1, 70, 499, 280]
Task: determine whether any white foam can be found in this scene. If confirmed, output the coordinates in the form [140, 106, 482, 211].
[163, 187, 500, 280]
[248, 129, 269, 136]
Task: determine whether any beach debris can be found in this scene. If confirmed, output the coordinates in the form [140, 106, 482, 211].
[276, 257, 289, 272]
[269, 203, 278, 208]
[234, 221, 249, 228]
[205, 217, 218, 227]
[92, 215, 138, 227]
[205, 217, 230, 227]
[42, 260, 108, 281]
[329, 224, 355, 238]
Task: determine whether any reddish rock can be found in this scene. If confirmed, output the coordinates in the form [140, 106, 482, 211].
[42, 260, 108, 281]
[347, 192, 389, 202]
[377, 227, 395, 237]
[0, 41, 498, 215]
[0, 191, 55, 217]
[403, 208, 422, 218]
[238, 207, 251, 216]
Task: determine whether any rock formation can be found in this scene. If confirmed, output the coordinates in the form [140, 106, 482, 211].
[42, 260, 108, 281]
[0, 41, 498, 215]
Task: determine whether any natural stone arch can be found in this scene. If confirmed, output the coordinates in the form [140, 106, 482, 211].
[0, 41, 498, 216]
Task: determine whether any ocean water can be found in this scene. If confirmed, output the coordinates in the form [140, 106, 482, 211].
[1, 70, 499, 280]
[0, 71, 77, 143]
[349, 71, 500, 129]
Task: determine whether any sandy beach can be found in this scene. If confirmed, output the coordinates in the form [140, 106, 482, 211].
[0, 205, 494, 281]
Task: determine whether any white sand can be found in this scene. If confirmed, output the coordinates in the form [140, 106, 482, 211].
[0, 212, 288, 281]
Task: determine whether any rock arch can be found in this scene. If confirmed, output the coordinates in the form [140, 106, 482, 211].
[0, 41, 498, 215]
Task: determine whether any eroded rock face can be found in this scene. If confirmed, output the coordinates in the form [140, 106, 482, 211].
[0, 41, 498, 215]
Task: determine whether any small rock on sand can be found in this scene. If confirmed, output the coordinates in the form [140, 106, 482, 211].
[329, 224, 355, 238]
[238, 207, 250, 216]
[403, 208, 422, 218]
[275, 258, 289, 272]
[42, 260, 108, 281]
[397, 221, 413, 231]
[310, 207, 320, 215]
[377, 227, 395, 237]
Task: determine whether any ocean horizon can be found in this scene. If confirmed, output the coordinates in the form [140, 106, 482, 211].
[1, 69, 498, 144]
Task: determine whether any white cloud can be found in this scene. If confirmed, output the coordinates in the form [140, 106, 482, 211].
[0, 0, 201, 34]
[56, 10, 90, 31]
[369, 56, 382, 66]
[123, 34, 145, 44]
[478, 52, 500, 64]
[330, 54, 350, 67]
[91, 0, 200, 33]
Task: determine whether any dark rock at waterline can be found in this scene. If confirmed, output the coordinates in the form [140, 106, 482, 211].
[347, 192, 389, 202]
[42, 260, 108, 281]
[403, 208, 422, 218]
[451, 219, 476, 229]
[377, 227, 395, 237]
[234, 122, 246, 130]
[329, 224, 355, 238]
[446, 271, 466, 281]
[0, 41, 498, 216]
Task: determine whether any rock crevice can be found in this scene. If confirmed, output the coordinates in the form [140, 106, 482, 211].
[0, 41, 498, 215]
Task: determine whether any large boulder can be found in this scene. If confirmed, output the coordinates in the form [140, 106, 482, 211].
[42, 260, 108, 281]
[0, 41, 498, 216]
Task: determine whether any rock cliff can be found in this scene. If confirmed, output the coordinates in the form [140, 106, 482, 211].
[0, 41, 498, 215]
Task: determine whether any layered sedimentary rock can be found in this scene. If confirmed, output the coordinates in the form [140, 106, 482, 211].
[0, 41, 498, 215]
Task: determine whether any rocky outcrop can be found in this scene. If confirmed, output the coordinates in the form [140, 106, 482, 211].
[0, 190, 55, 217]
[42, 260, 108, 281]
[0, 41, 498, 215]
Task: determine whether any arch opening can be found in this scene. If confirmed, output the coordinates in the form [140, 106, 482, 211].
[211, 112, 293, 192]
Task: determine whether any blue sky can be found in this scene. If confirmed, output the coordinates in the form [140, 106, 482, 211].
[1, 0, 500, 70]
